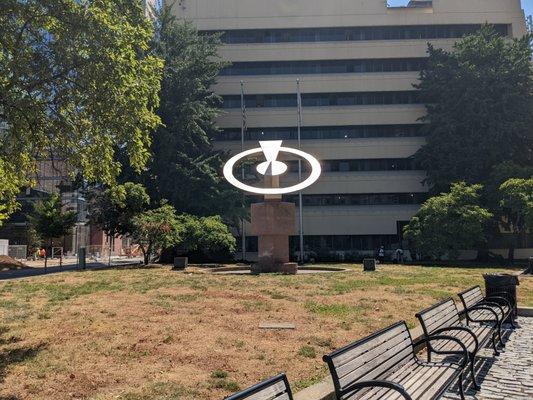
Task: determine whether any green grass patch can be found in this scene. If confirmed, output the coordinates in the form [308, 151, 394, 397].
[298, 345, 316, 358]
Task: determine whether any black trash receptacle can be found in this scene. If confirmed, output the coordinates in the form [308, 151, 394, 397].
[363, 258, 376, 272]
[483, 274, 519, 320]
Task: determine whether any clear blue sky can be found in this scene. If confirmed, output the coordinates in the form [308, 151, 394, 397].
[387, 0, 532, 18]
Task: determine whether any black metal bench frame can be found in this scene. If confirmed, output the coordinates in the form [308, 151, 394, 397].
[416, 298, 500, 391]
[458, 286, 516, 349]
[323, 321, 469, 400]
[225, 373, 293, 400]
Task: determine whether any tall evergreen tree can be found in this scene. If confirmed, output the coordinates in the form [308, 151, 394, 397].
[415, 26, 533, 193]
[122, 5, 243, 223]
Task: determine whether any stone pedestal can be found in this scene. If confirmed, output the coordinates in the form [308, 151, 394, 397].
[250, 200, 297, 274]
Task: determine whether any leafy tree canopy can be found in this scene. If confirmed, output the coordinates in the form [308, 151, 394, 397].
[499, 178, 533, 237]
[415, 26, 533, 192]
[131, 203, 183, 265]
[29, 193, 77, 264]
[88, 182, 150, 238]
[120, 5, 243, 223]
[0, 0, 163, 222]
[178, 214, 236, 260]
[404, 182, 493, 259]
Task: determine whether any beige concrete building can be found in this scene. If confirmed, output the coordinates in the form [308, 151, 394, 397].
[170, 0, 528, 260]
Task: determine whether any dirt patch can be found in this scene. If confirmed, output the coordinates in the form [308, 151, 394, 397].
[0, 255, 28, 271]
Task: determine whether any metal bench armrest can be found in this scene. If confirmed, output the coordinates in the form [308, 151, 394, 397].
[341, 379, 412, 400]
[484, 295, 513, 310]
[480, 300, 507, 320]
[413, 334, 469, 369]
[430, 326, 479, 354]
[466, 305, 500, 326]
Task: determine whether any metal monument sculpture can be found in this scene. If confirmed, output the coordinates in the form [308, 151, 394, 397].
[223, 140, 321, 274]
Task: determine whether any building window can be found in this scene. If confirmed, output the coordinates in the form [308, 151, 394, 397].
[220, 58, 427, 76]
[217, 124, 424, 141]
[284, 193, 428, 206]
[289, 235, 401, 252]
[223, 91, 421, 109]
[286, 158, 419, 173]
[208, 24, 508, 44]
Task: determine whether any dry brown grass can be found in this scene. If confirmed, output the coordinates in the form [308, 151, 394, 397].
[0, 264, 531, 400]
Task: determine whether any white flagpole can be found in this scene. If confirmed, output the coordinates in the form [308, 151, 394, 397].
[240, 80, 246, 262]
[297, 79, 304, 264]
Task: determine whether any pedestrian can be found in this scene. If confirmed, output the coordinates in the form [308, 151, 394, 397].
[378, 246, 385, 263]
[395, 248, 404, 264]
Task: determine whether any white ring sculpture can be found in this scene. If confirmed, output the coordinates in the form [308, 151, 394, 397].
[223, 144, 322, 195]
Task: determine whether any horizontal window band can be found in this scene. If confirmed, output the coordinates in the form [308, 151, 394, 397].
[223, 91, 420, 108]
[217, 124, 424, 141]
[220, 58, 427, 76]
[204, 24, 508, 45]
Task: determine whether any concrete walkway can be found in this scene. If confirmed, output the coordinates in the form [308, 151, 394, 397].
[444, 317, 533, 400]
[0, 258, 142, 280]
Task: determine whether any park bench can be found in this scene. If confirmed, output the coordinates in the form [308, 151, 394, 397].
[416, 298, 500, 390]
[322, 321, 468, 400]
[458, 286, 516, 348]
[225, 373, 293, 400]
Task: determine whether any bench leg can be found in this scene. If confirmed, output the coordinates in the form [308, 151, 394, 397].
[469, 354, 481, 391]
[509, 312, 517, 329]
[491, 334, 500, 356]
[497, 322, 505, 348]
[458, 372, 465, 400]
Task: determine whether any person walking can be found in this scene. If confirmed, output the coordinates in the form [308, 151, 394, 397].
[378, 246, 385, 263]
[395, 248, 404, 264]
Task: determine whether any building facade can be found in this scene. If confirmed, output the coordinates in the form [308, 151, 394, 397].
[170, 0, 528, 260]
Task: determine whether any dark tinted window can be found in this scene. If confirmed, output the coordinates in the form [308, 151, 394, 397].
[209, 24, 508, 44]
[220, 58, 427, 76]
[223, 91, 420, 108]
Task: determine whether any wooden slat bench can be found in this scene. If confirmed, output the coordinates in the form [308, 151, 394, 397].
[225, 373, 293, 400]
[322, 321, 468, 400]
[416, 298, 500, 390]
[458, 286, 516, 348]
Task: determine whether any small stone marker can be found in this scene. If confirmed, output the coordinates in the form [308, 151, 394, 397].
[259, 322, 296, 330]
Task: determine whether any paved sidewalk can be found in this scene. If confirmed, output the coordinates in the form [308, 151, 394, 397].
[444, 317, 533, 400]
[0, 258, 142, 280]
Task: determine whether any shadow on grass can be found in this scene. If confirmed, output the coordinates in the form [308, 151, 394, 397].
[0, 327, 46, 384]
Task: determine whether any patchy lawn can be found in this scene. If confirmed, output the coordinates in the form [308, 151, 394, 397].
[0, 264, 530, 400]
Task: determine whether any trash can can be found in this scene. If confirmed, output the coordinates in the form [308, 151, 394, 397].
[527, 257, 533, 275]
[483, 273, 519, 320]
[173, 257, 188, 270]
[363, 258, 376, 272]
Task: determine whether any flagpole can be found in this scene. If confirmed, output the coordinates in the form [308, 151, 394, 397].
[297, 79, 304, 264]
[240, 80, 246, 262]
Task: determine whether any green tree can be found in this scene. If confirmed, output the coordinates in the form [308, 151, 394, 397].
[131, 204, 183, 265]
[499, 178, 533, 263]
[29, 194, 77, 269]
[120, 5, 243, 223]
[88, 182, 150, 239]
[415, 26, 533, 193]
[0, 0, 163, 221]
[404, 183, 493, 260]
[179, 215, 236, 262]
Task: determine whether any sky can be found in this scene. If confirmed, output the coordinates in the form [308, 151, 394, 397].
[387, 0, 533, 19]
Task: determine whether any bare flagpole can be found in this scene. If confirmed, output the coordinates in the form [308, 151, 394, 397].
[240, 80, 247, 262]
[297, 79, 304, 264]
